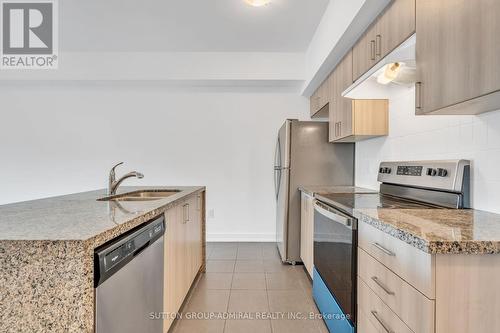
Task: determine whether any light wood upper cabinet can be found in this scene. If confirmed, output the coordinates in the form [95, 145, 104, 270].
[352, 26, 378, 82]
[329, 51, 389, 143]
[376, 0, 415, 59]
[416, 0, 500, 115]
[353, 0, 416, 82]
[310, 77, 330, 118]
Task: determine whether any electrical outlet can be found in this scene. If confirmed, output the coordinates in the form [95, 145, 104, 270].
[208, 209, 215, 219]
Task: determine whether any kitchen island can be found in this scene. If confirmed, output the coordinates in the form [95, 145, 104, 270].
[0, 186, 206, 333]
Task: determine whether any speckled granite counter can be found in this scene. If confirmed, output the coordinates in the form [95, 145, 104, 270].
[311, 191, 500, 255]
[355, 208, 500, 255]
[298, 185, 377, 196]
[0, 186, 205, 333]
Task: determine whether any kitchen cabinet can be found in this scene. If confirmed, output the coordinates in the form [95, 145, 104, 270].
[358, 220, 500, 333]
[352, 0, 415, 82]
[163, 191, 204, 332]
[330, 51, 389, 143]
[300, 192, 314, 278]
[376, 0, 415, 59]
[416, 0, 500, 115]
[310, 75, 331, 118]
[352, 25, 378, 82]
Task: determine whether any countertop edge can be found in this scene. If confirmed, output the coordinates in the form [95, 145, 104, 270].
[355, 210, 500, 255]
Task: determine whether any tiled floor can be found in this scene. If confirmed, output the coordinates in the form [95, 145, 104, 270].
[170, 242, 328, 333]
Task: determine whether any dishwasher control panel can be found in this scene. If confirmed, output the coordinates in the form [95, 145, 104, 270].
[94, 215, 165, 287]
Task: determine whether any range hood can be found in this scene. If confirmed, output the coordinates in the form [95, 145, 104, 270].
[342, 34, 416, 99]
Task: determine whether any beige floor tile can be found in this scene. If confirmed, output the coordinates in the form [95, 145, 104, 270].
[231, 273, 266, 290]
[171, 318, 225, 333]
[196, 273, 233, 290]
[265, 271, 308, 290]
[237, 247, 263, 260]
[234, 260, 265, 273]
[224, 319, 272, 333]
[209, 247, 237, 260]
[228, 290, 269, 313]
[263, 260, 303, 273]
[270, 319, 322, 333]
[206, 260, 235, 273]
[185, 289, 230, 313]
[267, 290, 316, 314]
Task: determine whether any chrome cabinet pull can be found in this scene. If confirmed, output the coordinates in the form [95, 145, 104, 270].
[371, 276, 395, 295]
[338, 122, 342, 137]
[376, 35, 382, 57]
[371, 311, 395, 333]
[372, 242, 396, 256]
[370, 40, 376, 60]
[183, 203, 190, 223]
[415, 82, 423, 110]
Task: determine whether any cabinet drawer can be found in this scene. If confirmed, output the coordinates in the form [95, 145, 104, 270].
[358, 279, 414, 333]
[358, 221, 435, 298]
[357, 305, 381, 333]
[358, 248, 435, 333]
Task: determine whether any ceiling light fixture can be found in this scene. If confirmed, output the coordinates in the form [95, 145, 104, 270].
[245, 0, 271, 7]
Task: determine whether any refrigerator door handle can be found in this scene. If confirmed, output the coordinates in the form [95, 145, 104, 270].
[274, 169, 281, 200]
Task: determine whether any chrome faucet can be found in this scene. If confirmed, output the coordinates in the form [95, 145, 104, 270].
[108, 162, 144, 195]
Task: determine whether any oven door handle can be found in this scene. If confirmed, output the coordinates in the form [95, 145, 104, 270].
[314, 201, 356, 230]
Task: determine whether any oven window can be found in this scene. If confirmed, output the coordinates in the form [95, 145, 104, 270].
[314, 208, 356, 324]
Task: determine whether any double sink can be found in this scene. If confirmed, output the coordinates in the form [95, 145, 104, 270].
[98, 190, 181, 202]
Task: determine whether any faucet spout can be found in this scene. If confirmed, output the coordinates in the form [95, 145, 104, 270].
[108, 163, 144, 195]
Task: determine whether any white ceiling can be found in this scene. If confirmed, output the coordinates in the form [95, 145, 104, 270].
[60, 0, 330, 52]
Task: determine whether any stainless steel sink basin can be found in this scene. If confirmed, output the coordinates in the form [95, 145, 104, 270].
[98, 190, 181, 202]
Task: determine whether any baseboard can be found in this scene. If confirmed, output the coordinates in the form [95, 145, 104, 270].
[206, 233, 276, 242]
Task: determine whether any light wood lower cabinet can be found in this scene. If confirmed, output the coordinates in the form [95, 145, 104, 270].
[300, 192, 314, 278]
[163, 192, 204, 332]
[358, 220, 500, 333]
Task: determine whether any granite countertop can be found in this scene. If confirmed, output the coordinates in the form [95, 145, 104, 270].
[299, 185, 377, 196]
[0, 186, 205, 333]
[309, 190, 500, 255]
[0, 185, 204, 246]
[356, 208, 500, 255]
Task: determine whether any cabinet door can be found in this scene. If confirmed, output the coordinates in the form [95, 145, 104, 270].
[163, 206, 184, 332]
[352, 26, 378, 81]
[300, 192, 314, 278]
[310, 79, 330, 117]
[376, 0, 415, 59]
[188, 194, 202, 279]
[330, 51, 354, 142]
[416, 0, 500, 114]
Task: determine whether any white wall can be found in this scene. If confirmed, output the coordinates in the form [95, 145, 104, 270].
[0, 84, 309, 241]
[355, 87, 500, 214]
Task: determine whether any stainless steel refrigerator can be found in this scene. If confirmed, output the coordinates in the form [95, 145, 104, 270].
[274, 119, 354, 264]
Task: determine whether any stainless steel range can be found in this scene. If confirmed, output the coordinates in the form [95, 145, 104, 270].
[312, 160, 471, 333]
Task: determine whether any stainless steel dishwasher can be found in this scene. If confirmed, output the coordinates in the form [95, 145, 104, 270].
[95, 215, 165, 333]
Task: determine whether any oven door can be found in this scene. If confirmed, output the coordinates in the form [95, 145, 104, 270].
[313, 200, 357, 327]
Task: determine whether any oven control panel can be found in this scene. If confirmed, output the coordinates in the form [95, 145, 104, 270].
[377, 160, 470, 192]
[396, 165, 423, 176]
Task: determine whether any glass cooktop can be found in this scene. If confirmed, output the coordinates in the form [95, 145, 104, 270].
[316, 193, 441, 215]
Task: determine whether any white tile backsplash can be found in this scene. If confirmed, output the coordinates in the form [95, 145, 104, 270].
[355, 87, 500, 214]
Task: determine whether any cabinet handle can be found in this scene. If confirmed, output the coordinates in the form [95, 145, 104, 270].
[415, 82, 423, 110]
[370, 40, 376, 60]
[372, 242, 396, 256]
[376, 35, 382, 57]
[371, 311, 395, 333]
[338, 122, 342, 137]
[371, 276, 395, 295]
[183, 203, 190, 223]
